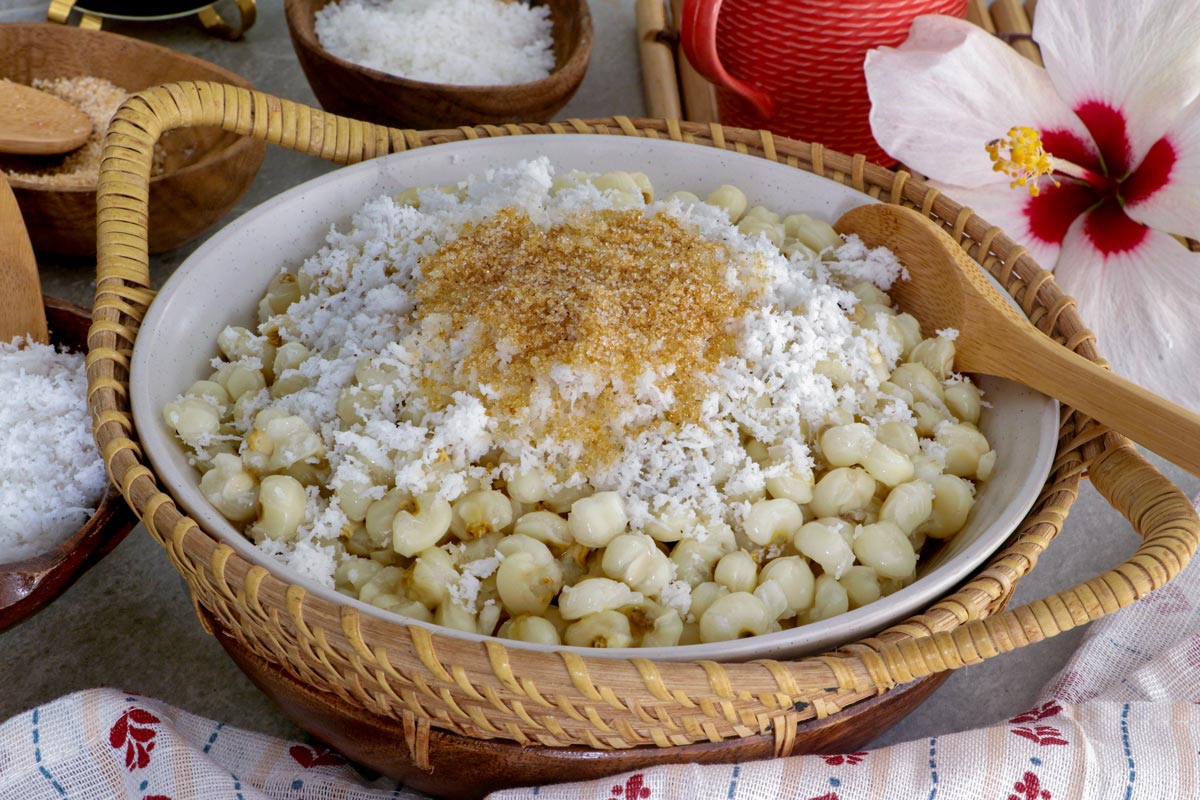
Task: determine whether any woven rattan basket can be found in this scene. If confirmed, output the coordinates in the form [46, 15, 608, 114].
[89, 83, 1199, 797]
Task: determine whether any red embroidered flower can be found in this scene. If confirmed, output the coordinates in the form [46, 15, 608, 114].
[144, 796, 172, 800]
[1010, 726, 1069, 747]
[289, 744, 345, 768]
[806, 794, 839, 800]
[819, 752, 867, 767]
[611, 774, 651, 799]
[1009, 701, 1062, 725]
[1008, 770, 1051, 800]
[109, 708, 161, 771]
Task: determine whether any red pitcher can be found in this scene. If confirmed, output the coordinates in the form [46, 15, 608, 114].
[680, 0, 968, 164]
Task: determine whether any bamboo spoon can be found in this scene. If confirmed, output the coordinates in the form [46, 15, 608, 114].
[0, 172, 48, 344]
[0, 81, 91, 156]
[835, 203, 1200, 477]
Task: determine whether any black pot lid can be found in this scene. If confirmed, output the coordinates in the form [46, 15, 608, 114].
[72, 0, 215, 21]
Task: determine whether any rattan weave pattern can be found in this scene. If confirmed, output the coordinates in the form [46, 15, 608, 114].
[89, 82, 1199, 755]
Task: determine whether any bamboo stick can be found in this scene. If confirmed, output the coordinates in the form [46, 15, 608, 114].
[966, 0, 995, 33]
[636, 0, 683, 120]
[992, 0, 1043, 65]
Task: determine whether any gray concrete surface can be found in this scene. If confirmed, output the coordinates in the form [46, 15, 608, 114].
[1, 0, 1195, 767]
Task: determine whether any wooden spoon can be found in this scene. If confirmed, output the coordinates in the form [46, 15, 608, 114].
[0, 172, 48, 344]
[0, 81, 91, 156]
[835, 203, 1200, 477]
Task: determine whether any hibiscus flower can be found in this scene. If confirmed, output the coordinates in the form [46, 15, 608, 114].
[864, 0, 1200, 408]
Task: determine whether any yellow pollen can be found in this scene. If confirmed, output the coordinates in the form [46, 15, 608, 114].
[985, 126, 1059, 197]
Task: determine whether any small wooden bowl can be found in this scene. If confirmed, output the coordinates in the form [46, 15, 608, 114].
[0, 297, 138, 631]
[284, 0, 593, 129]
[0, 23, 266, 257]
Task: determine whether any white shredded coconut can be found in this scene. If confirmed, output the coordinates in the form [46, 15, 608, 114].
[936, 327, 959, 341]
[0, 339, 108, 562]
[315, 0, 556, 86]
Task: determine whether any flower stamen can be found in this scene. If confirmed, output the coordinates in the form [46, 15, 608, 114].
[986, 126, 1059, 197]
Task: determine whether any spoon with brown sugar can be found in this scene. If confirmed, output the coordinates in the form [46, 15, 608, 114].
[835, 203, 1200, 477]
[0, 81, 91, 156]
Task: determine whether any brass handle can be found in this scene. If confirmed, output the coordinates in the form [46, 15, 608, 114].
[197, 0, 257, 41]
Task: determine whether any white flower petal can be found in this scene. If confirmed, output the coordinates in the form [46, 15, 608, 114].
[1053, 219, 1200, 410]
[1035, 0, 1200, 174]
[927, 180, 1067, 271]
[1122, 97, 1200, 241]
[865, 15, 1090, 187]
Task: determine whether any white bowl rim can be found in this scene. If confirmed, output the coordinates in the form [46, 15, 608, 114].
[131, 134, 1060, 663]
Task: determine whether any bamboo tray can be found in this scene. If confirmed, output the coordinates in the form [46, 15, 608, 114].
[637, 0, 1042, 123]
[90, 85, 1198, 798]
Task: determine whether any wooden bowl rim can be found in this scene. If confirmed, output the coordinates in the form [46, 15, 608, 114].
[0, 22, 265, 195]
[283, 0, 594, 95]
[0, 296, 138, 628]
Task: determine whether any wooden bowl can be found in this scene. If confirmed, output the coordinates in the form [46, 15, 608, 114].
[284, 0, 593, 129]
[0, 297, 138, 631]
[212, 613, 948, 799]
[0, 23, 266, 256]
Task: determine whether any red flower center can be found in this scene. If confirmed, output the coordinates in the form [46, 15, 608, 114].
[1025, 102, 1175, 255]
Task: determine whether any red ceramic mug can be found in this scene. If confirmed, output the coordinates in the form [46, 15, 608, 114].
[680, 0, 967, 164]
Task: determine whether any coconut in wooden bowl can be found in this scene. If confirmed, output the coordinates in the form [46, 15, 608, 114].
[0, 297, 137, 630]
[285, 0, 593, 129]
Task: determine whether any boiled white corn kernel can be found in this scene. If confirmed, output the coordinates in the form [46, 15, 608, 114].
[513, 510, 573, 551]
[924, 474, 974, 539]
[450, 489, 513, 539]
[742, 497, 804, 546]
[809, 467, 876, 518]
[820, 423, 874, 467]
[945, 381, 983, 424]
[713, 550, 759, 594]
[496, 552, 563, 615]
[250, 474, 307, 542]
[699, 592, 769, 642]
[564, 610, 633, 648]
[839, 565, 882, 609]
[758, 556, 815, 613]
[163, 396, 221, 446]
[507, 614, 561, 645]
[852, 521, 917, 579]
[805, 574, 850, 623]
[199, 453, 259, 523]
[558, 578, 643, 620]
[879, 481, 935, 534]
[568, 491, 628, 548]
[601, 533, 672, 595]
[392, 492, 453, 556]
[706, 184, 748, 222]
[794, 520, 854, 579]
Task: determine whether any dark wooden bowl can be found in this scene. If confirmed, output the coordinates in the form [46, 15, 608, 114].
[0, 23, 266, 257]
[0, 297, 138, 631]
[284, 0, 593, 129]
[212, 614, 948, 799]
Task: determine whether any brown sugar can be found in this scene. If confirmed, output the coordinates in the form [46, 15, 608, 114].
[415, 207, 756, 468]
[0, 76, 166, 189]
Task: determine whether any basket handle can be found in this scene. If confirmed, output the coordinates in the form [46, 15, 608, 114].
[90, 83, 1199, 701]
[678, 0, 776, 118]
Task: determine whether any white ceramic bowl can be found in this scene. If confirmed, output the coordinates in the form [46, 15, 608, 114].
[130, 134, 1058, 662]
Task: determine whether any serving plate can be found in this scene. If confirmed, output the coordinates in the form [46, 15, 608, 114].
[129, 133, 1059, 662]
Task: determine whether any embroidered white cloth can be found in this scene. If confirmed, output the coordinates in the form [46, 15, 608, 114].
[2, 521, 1198, 800]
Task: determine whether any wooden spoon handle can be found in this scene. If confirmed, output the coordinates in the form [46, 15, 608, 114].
[1003, 331, 1200, 476]
[0, 173, 47, 344]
